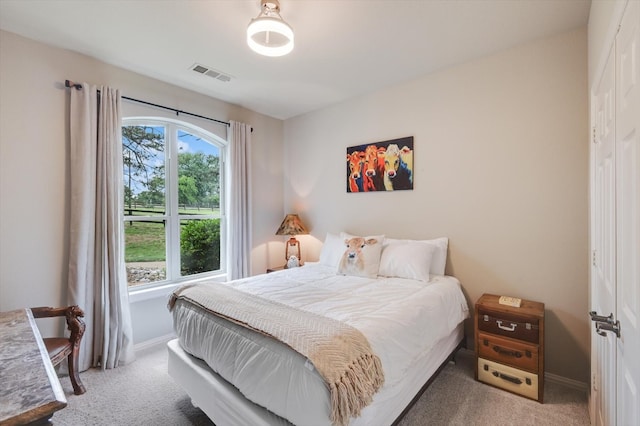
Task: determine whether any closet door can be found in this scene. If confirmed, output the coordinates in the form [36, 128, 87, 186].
[615, 1, 640, 425]
[592, 44, 617, 426]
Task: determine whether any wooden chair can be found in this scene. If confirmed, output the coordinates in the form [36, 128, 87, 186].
[31, 305, 87, 395]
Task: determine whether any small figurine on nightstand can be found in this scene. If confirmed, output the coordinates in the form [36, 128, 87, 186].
[286, 255, 300, 269]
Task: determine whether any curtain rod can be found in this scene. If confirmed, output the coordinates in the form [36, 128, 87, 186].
[65, 79, 230, 127]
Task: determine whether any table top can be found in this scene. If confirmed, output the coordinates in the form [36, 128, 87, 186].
[476, 293, 545, 318]
[0, 308, 67, 425]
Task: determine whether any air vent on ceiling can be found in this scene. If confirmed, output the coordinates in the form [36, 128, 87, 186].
[190, 63, 232, 83]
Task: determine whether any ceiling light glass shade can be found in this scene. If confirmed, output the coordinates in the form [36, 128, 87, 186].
[247, 17, 294, 57]
[247, 0, 294, 57]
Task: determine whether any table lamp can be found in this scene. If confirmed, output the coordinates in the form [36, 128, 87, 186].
[275, 214, 309, 267]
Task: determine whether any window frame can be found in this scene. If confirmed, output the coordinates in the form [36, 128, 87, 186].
[123, 116, 228, 295]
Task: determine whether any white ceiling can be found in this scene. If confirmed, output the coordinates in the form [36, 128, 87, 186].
[0, 0, 590, 120]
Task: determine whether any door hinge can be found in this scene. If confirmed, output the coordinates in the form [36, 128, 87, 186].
[592, 127, 597, 144]
[592, 250, 597, 266]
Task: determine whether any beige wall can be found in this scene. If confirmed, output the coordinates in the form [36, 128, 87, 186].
[0, 30, 285, 340]
[284, 28, 589, 383]
[0, 26, 591, 382]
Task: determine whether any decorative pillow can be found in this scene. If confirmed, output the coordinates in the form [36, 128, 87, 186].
[378, 240, 436, 282]
[318, 233, 346, 268]
[383, 237, 448, 276]
[337, 234, 384, 278]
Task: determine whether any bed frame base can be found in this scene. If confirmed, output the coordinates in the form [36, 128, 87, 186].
[168, 326, 465, 426]
[391, 340, 464, 425]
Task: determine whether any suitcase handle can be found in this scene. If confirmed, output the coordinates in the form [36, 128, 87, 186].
[496, 320, 517, 332]
[492, 345, 522, 358]
[492, 371, 522, 385]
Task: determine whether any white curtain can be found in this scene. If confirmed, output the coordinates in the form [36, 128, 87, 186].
[227, 121, 252, 280]
[68, 83, 135, 371]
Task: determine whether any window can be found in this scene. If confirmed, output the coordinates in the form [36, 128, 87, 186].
[122, 118, 226, 289]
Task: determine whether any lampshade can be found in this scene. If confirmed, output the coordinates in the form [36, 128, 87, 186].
[247, 0, 294, 57]
[275, 214, 309, 236]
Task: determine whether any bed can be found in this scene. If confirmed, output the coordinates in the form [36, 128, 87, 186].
[167, 235, 469, 426]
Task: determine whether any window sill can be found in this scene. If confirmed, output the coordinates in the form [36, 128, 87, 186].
[128, 272, 227, 304]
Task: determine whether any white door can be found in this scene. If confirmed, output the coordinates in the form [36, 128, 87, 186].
[592, 42, 617, 426]
[615, 1, 640, 424]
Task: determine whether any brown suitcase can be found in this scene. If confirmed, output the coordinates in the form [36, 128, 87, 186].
[477, 331, 539, 371]
[477, 308, 539, 343]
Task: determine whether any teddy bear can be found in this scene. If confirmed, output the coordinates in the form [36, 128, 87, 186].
[286, 255, 300, 268]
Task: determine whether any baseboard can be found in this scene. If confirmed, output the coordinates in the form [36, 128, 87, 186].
[134, 333, 176, 353]
[545, 371, 589, 393]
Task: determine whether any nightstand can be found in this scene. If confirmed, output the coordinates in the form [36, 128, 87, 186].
[266, 266, 284, 273]
[474, 293, 545, 402]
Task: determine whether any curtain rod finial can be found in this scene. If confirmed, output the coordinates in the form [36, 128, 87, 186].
[65, 79, 82, 90]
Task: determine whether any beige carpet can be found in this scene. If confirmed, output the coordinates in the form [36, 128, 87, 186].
[397, 350, 590, 426]
[53, 343, 589, 425]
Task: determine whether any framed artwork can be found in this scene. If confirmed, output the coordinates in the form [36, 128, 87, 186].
[346, 136, 413, 192]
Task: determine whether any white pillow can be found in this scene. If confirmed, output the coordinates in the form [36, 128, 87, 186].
[379, 240, 436, 282]
[318, 233, 346, 268]
[383, 237, 448, 275]
[423, 237, 448, 275]
[337, 234, 384, 278]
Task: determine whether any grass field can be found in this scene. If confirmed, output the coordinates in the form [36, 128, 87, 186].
[124, 207, 220, 263]
[125, 222, 166, 262]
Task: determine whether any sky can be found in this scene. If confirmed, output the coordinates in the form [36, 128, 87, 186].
[178, 129, 219, 157]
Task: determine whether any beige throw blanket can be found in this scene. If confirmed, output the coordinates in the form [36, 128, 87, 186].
[168, 283, 384, 426]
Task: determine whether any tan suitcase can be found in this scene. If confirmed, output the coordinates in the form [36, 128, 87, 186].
[477, 357, 539, 400]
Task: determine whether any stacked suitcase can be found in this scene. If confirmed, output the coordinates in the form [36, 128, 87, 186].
[474, 293, 545, 402]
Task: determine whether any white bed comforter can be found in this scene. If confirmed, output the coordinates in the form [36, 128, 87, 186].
[172, 263, 469, 425]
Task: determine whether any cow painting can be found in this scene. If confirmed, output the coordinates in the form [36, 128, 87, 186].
[346, 136, 413, 192]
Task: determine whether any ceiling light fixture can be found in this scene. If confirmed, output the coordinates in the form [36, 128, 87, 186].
[247, 0, 294, 57]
